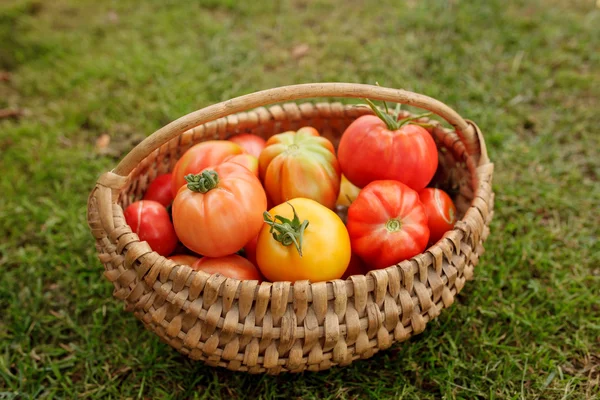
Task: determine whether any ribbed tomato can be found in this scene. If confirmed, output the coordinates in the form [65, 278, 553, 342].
[229, 133, 266, 158]
[259, 127, 341, 209]
[347, 180, 429, 269]
[172, 162, 267, 257]
[171, 140, 244, 197]
[123, 200, 178, 257]
[338, 101, 438, 191]
[143, 173, 174, 207]
[191, 254, 262, 281]
[419, 188, 457, 245]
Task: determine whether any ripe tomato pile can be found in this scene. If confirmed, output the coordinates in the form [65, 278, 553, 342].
[125, 100, 458, 283]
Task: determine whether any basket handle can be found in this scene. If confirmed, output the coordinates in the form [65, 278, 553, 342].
[112, 83, 489, 178]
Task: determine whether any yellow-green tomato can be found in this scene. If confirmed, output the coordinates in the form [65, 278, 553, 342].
[256, 198, 351, 282]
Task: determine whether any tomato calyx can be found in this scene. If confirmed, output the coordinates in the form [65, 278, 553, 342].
[364, 98, 432, 131]
[185, 170, 219, 193]
[385, 218, 402, 232]
[263, 202, 309, 257]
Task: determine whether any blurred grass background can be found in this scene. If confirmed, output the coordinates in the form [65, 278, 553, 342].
[1, 0, 598, 398]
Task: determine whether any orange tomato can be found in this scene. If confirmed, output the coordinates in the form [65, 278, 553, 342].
[224, 153, 259, 177]
[168, 254, 201, 266]
[171, 140, 244, 197]
[172, 162, 267, 257]
[191, 254, 262, 281]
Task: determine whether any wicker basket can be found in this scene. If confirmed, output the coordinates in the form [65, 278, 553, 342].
[87, 83, 494, 374]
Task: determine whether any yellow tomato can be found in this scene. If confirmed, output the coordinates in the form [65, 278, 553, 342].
[336, 174, 361, 207]
[256, 198, 351, 282]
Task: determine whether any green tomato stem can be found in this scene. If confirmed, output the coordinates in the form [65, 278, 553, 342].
[263, 202, 309, 257]
[385, 218, 402, 232]
[364, 98, 433, 131]
[185, 170, 219, 193]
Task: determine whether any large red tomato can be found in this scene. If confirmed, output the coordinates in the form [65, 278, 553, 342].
[419, 188, 457, 245]
[229, 134, 266, 158]
[243, 234, 259, 267]
[172, 162, 267, 257]
[171, 140, 244, 197]
[123, 200, 178, 257]
[342, 253, 368, 279]
[347, 180, 429, 269]
[191, 254, 262, 281]
[259, 127, 341, 209]
[143, 173, 174, 207]
[337, 102, 438, 191]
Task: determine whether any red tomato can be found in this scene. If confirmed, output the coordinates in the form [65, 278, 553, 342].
[243, 235, 259, 267]
[123, 200, 178, 257]
[171, 140, 244, 198]
[224, 153, 259, 177]
[337, 102, 438, 191]
[342, 253, 368, 279]
[172, 162, 267, 257]
[419, 188, 457, 245]
[143, 173, 174, 207]
[168, 254, 201, 266]
[347, 180, 429, 269]
[229, 134, 266, 158]
[191, 254, 262, 281]
[259, 127, 341, 209]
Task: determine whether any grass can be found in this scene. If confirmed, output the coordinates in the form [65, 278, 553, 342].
[1, 0, 599, 398]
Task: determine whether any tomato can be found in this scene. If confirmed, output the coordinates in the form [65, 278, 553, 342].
[243, 234, 259, 267]
[191, 254, 262, 281]
[336, 174, 361, 207]
[168, 254, 201, 266]
[172, 162, 267, 257]
[171, 140, 244, 197]
[259, 127, 341, 209]
[337, 101, 438, 191]
[341, 253, 368, 279]
[123, 200, 178, 257]
[224, 153, 259, 177]
[229, 133, 266, 158]
[256, 198, 351, 282]
[347, 180, 429, 269]
[419, 188, 457, 245]
[143, 173, 174, 207]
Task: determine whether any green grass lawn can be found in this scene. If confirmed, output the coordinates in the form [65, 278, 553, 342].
[1, 0, 599, 398]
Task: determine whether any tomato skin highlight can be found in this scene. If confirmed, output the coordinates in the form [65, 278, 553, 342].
[171, 140, 244, 198]
[224, 153, 259, 177]
[259, 127, 341, 210]
[337, 115, 438, 191]
[419, 188, 457, 245]
[347, 180, 430, 270]
[256, 198, 351, 283]
[123, 200, 178, 257]
[143, 173, 174, 207]
[229, 134, 266, 158]
[168, 254, 201, 266]
[172, 162, 267, 258]
[191, 254, 262, 281]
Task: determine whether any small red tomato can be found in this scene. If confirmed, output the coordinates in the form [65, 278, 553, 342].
[191, 254, 262, 281]
[347, 180, 430, 269]
[224, 153, 259, 177]
[243, 235, 259, 267]
[419, 188, 457, 245]
[143, 173, 174, 207]
[342, 254, 368, 279]
[123, 200, 178, 257]
[229, 134, 266, 158]
[168, 254, 201, 266]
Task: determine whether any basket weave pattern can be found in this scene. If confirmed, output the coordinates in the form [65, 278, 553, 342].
[87, 84, 494, 374]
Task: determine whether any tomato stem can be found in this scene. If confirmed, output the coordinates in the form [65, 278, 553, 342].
[397, 112, 433, 128]
[263, 202, 309, 257]
[385, 218, 402, 232]
[185, 170, 219, 193]
[364, 98, 433, 131]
